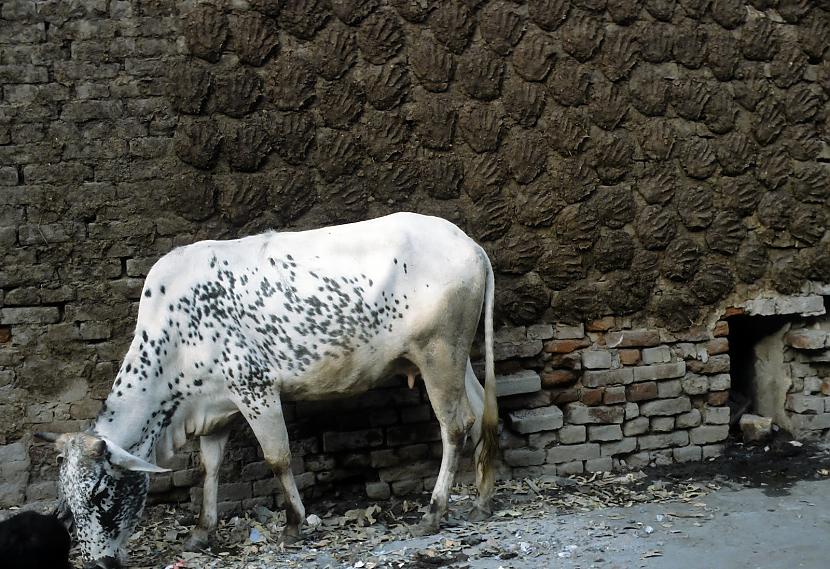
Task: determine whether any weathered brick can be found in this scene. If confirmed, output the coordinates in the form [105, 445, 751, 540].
[702, 444, 725, 459]
[606, 329, 661, 348]
[687, 354, 730, 374]
[547, 442, 600, 463]
[565, 403, 625, 424]
[640, 397, 692, 416]
[545, 338, 590, 353]
[673, 445, 702, 463]
[585, 457, 613, 472]
[619, 348, 640, 366]
[504, 448, 546, 467]
[657, 379, 682, 398]
[703, 406, 730, 424]
[641, 345, 672, 364]
[785, 330, 828, 350]
[580, 387, 604, 406]
[713, 320, 729, 337]
[650, 416, 675, 432]
[676, 409, 702, 428]
[601, 436, 637, 457]
[379, 461, 436, 482]
[218, 482, 252, 502]
[386, 423, 441, 446]
[527, 324, 554, 340]
[0, 166, 19, 186]
[689, 424, 729, 445]
[588, 424, 622, 441]
[634, 361, 686, 382]
[365, 481, 391, 500]
[554, 323, 584, 339]
[603, 385, 626, 404]
[682, 374, 709, 395]
[556, 461, 584, 475]
[705, 337, 729, 356]
[586, 317, 615, 332]
[496, 370, 541, 397]
[558, 425, 586, 444]
[708, 373, 731, 391]
[708, 391, 729, 406]
[790, 413, 830, 431]
[322, 429, 384, 452]
[638, 431, 689, 450]
[624, 402, 639, 419]
[582, 350, 613, 369]
[509, 405, 564, 434]
[541, 369, 578, 388]
[582, 368, 633, 387]
[627, 381, 658, 401]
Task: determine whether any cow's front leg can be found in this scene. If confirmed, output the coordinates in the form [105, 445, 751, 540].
[184, 429, 230, 551]
[243, 405, 306, 544]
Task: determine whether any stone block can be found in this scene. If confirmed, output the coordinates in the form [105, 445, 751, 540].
[366, 481, 391, 500]
[528, 431, 557, 449]
[600, 437, 637, 457]
[624, 402, 639, 419]
[682, 374, 709, 395]
[627, 381, 658, 401]
[554, 323, 584, 339]
[650, 416, 675, 432]
[496, 370, 541, 397]
[583, 350, 613, 369]
[604, 385, 626, 404]
[586, 317, 615, 332]
[380, 460, 437, 483]
[642, 345, 672, 364]
[606, 329, 661, 348]
[676, 409, 702, 428]
[528, 324, 555, 340]
[713, 320, 729, 337]
[689, 424, 729, 445]
[739, 414, 773, 443]
[582, 368, 633, 387]
[565, 403, 625, 424]
[708, 391, 729, 406]
[0, 441, 27, 462]
[702, 444, 725, 459]
[673, 445, 702, 463]
[0, 306, 60, 324]
[386, 423, 441, 446]
[509, 405, 564, 434]
[398, 444, 430, 461]
[786, 394, 825, 414]
[640, 397, 692, 416]
[585, 457, 613, 473]
[624, 451, 651, 468]
[703, 406, 730, 425]
[657, 379, 682, 398]
[26, 480, 57, 501]
[558, 425, 586, 444]
[588, 424, 622, 441]
[504, 448, 546, 467]
[547, 442, 600, 463]
[623, 416, 649, 436]
[580, 387, 604, 406]
[687, 354, 730, 374]
[638, 431, 689, 450]
[557, 461, 584, 475]
[709, 374, 731, 391]
[784, 328, 828, 350]
[218, 482, 252, 502]
[173, 468, 201, 487]
[774, 295, 825, 316]
[391, 479, 422, 496]
[370, 450, 398, 469]
[790, 413, 830, 431]
[634, 362, 686, 382]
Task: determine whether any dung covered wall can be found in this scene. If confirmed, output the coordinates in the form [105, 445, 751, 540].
[1, 0, 829, 508]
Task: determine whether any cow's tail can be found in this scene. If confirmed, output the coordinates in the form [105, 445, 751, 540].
[476, 251, 498, 507]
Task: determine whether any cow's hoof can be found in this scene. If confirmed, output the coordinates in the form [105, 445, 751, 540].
[468, 505, 491, 522]
[279, 528, 301, 545]
[411, 519, 439, 537]
[183, 531, 210, 552]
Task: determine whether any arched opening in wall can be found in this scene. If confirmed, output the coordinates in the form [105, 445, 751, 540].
[727, 314, 794, 432]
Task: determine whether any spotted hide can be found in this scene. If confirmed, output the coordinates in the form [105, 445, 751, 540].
[38, 212, 498, 568]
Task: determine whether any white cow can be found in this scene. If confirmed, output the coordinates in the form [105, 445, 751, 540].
[38, 212, 498, 569]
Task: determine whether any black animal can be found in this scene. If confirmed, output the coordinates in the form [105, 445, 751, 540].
[0, 510, 72, 569]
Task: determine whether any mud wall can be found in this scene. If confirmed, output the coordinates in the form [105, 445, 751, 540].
[1, 0, 829, 508]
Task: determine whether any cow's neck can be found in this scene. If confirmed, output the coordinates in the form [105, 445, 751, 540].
[92, 332, 181, 462]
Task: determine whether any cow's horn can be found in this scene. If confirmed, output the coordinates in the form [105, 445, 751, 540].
[34, 432, 61, 442]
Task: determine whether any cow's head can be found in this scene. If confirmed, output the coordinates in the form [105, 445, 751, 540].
[35, 432, 169, 569]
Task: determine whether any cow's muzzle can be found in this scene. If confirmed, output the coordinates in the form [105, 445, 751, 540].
[84, 557, 121, 569]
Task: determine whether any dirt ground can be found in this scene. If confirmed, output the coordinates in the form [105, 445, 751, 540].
[121, 437, 830, 568]
[6, 437, 830, 568]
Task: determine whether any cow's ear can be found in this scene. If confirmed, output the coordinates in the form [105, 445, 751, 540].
[103, 438, 171, 473]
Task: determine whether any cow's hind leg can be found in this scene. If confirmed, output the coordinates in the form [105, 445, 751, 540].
[412, 348, 475, 536]
[184, 428, 231, 551]
[242, 404, 306, 544]
[465, 361, 494, 521]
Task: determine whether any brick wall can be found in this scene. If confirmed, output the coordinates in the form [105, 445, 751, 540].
[1, 1, 829, 508]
